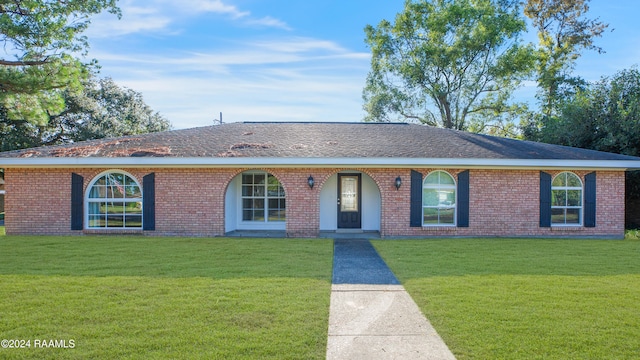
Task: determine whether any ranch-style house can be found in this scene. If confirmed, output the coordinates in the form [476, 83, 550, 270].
[1, 122, 639, 238]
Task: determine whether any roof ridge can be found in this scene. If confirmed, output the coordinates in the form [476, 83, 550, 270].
[240, 121, 410, 125]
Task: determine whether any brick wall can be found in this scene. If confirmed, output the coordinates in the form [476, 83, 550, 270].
[377, 169, 625, 238]
[3, 167, 626, 238]
[6, 168, 74, 235]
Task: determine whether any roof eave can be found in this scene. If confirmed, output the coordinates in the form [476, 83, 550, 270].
[1, 157, 640, 170]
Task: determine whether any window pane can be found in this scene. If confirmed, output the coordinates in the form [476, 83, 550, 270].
[268, 210, 285, 221]
[253, 185, 265, 197]
[254, 174, 265, 185]
[567, 173, 581, 187]
[106, 173, 124, 186]
[105, 202, 125, 214]
[242, 174, 253, 185]
[242, 198, 252, 209]
[439, 208, 455, 224]
[89, 215, 104, 228]
[340, 176, 358, 212]
[125, 215, 142, 228]
[440, 173, 455, 185]
[253, 199, 264, 209]
[567, 190, 582, 206]
[423, 208, 439, 224]
[94, 176, 107, 186]
[552, 173, 566, 187]
[89, 185, 106, 198]
[254, 209, 265, 221]
[439, 190, 455, 206]
[109, 185, 125, 198]
[243, 210, 253, 221]
[423, 189, 439, 207]
[268, 198, 279, 210]
[267, 185, 279, 197]
[124, 202, 142, 215]
[552, 190, 566, 207]
[106, 214, 125, 227]
[566, 209, 581, 224]
[267, 174, 279, 187]
[424, 173, 439, 185]
[126, 185, 142, 199]
[551, 208, 565, 224]
[88, 202, 104, 215]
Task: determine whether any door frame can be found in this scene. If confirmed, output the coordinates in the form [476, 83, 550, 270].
[337, 173, 362, 229]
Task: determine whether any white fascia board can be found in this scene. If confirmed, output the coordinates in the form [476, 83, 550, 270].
[1, 157, 640, 170]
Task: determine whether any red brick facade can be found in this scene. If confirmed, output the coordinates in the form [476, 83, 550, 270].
[4, 167, 626, 238]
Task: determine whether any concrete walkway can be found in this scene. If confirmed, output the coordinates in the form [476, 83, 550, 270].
[327, 240, 455, 360]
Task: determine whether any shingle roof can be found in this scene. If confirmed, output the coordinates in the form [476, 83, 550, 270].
[1, 122, 637, 162]
[2, 122, 640, 172]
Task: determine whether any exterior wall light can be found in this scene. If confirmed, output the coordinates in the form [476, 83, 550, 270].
[308, 175, 315, 189]
[395, 176, 402, 190]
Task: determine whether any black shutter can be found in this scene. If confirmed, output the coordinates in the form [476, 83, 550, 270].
[143, 173, 156, 231]
[584, 172, 596, 227]
[71, 173, 84, 230]
[410, 170, 423, 227]
[457, 170, 470, 227]
[540, 172, 552, 227]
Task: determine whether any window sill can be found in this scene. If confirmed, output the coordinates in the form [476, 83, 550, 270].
[550, 226, 584, 231]
[83, 229, 144, 235]
[421, 226, 457, 231]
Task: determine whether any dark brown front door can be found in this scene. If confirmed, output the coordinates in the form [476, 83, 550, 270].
[337, 174, 361, 229]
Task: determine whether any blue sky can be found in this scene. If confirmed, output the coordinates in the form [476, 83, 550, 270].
[86, 0, 640, 129]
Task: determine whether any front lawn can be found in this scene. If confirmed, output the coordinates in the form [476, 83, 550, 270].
[0, 235, 333, 359]
[374, 238, 640, 359]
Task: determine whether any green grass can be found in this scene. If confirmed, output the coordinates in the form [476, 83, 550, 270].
[0, 235, 333, 359]
[373, 238, 640, 359]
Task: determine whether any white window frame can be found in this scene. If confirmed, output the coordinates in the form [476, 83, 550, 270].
[237, 171, 286, 230]
[85, 170, 143, 230]
[422, 170, 457, 227]
[551, 172, 583, 226]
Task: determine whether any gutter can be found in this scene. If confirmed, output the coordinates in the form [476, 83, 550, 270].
[1, 157, 640, 170]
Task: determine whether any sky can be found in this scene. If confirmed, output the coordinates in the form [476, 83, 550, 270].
[85, 0, 640, 130]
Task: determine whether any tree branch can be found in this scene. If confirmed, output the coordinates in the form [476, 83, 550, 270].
[0, 59, 49, 66]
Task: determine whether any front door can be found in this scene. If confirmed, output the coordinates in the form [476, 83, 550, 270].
[337, 174, 361, 229]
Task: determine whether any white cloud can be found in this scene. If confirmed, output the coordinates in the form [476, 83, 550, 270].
[88, 3, 173, 37]
[186, 0, 250, 18]
[87, 0, 290, 37]
[246, 16, 292, 31]
[92, 36, 371, 128]
[251, 37, 347, 53]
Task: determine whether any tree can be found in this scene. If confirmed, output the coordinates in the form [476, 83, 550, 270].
[540, 68, 640, 157]
[362, 0, 535, 132]
[0, 77, 171, 152]
[523, 0, 608, 121]
[536, 68, 640, 228]
[0, 0, 120, 125]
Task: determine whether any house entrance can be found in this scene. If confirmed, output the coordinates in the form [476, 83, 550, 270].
[337, 173, 361, 229]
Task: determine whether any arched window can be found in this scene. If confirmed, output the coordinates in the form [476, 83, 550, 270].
[86, 171, 143, 229]
[423, 171, 456, 226]
[552, 172, 582, 225]
[241, 171, 285, 222]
